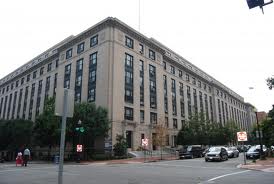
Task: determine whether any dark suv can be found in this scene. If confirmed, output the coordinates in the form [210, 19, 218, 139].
[179, 145, 203, 159]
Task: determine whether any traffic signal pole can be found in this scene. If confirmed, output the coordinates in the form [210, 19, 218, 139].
[58, 89, 68, 184]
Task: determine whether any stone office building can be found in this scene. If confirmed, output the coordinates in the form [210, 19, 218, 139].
[0, 17, 256, 150]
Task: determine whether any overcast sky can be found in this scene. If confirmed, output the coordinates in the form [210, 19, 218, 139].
[0, 0, 273, 112]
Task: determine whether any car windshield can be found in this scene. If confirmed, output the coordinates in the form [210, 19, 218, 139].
[187, 146, 192, 152]
[209, 147, 221, 152]
[248, 146, 259, 152]
[227, 147, 234, 151]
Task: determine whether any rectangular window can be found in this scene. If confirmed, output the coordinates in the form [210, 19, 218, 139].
[125, 88, 133, 103]
[33, 71, 37, 79]
[11, 83, 14, 90]
[40, 67, 44, 75]
[90, 52, 97, 65]
[55, 59, 59, 68]
[179, 70, 182, 78]
[198, 81, 201, 88]
[165, 117, 169, 127]
[150, 112, 157, 124]
[124, 107, 133, 120]
[66, 48, 73, 59]
[88, 88, 96, 102]
[173, 119, 178, 129]
[140, 110, 144, 123]
[125, 36, 134, 49]
[149, 49, 155, 60]
[149, 65, 156, 78]
[16, 80, 19, 87]
[64, 64, 71, 89]
[90, 35, 98, 47]
[139, 44, 144, 54]
[27, 74, 30, 82]
[21, 77, 24, 85]
[186, 74, 190, 82]
[47, 63, 52, 72]
[192, 77, 196, 85]
[77, 42, 85, 54]
[139, 60, 144, 73]
[170, 66, 175, 75]
[163, 61, 166, 70]
[125, 53, 133, 68]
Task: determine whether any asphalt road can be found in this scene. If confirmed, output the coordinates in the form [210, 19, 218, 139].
[0, 154, 273, 184]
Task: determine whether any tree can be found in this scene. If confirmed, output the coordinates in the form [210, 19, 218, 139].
[266, 77, 274, 90]
[33, 97, 60, 159]
[67, 102, 110, 158]
[260, 106, 274, 147]
[0, 119, 33, 151]
[153, 122, 168, 159]
[113, 135, 127, 157]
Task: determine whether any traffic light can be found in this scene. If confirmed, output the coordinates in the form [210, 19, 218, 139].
[75, 126, 85, 133]
[246, 0, 264, 9]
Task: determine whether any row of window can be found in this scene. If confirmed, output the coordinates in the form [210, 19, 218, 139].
[125, 36, 155, 61]
[65, 35, 98, 60]
[0, 73, 58, 120]
[0, 59, 58, 96]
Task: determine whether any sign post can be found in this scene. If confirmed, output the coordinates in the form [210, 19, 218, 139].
[237, 131, 248, 165]
[142, 138, 148, 163]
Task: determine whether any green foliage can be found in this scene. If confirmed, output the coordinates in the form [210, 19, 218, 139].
[260, 106, 274, 147]
[177, 113, 239, 146]
[66, 102, 110, 153]
[33, 97, 60, 148]
[0, 119, 33, 150]
[113, 135, 127, 156]
[266, 77, 274, 90]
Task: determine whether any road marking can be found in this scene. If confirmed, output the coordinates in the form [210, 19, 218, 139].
[207, 170, 251, 182]
[0, 166, 57, 173]
[144, 163, 236, 170]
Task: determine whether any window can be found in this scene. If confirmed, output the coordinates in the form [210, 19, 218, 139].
[77, 42, 85, 54]
[65, 64, 71, 75]
[149, 49, 155, 60]
[66, 48, 73, 59]
[203, 83, 207, 90]
[124, 107, 133, 120]
[140, 110, 144, 122]
[90, 52, 97, 65]
[150, 112, 157, 124]
[170, 65, 175, 75]
[125, 36, 134, 49]
[125, 88, 133, 103]
[76, 59, 83, 72]
[125, 71, 133, 85]
[165, 117, 169, 127]
[198, 81, 201, 88]
[90, 35, 98, 47]
[139, 44, 144, 54]
[125, 53, 133, 68]
[163, 61, 166, 70]
[149, 65, 156, 78]
[89, 70, 96, 83]
[33, 71, 37, 79]
[16, 80, 19, 87]
[11, 83, 14, 90]
[88, 88, 96, 102]
[21, 77, 24, 85]
[192, 77, 196, 85]
[40, 67, 44, 75]
[27, 74, 30, 82]
[186, 74, 190, 82]
[6, 85, 9, 92]
[139, 60, 144, 73]
[179, 70, 182, 78]
[47, 63, 52, 72]
[173, 119, 178, 129]
[55, 59, 59, 68]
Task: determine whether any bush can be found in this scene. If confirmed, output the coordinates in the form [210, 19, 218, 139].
[113, 135, 127, 157]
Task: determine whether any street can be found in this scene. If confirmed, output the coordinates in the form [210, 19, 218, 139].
[0, 154, 273, 184]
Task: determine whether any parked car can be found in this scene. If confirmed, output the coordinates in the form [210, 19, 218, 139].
[225, 147, 239, 158]
[202, 148, 209, 157]
[205, 146, 228, 162]
[179, 145, 204, 159]
[246, 145, 267, 159]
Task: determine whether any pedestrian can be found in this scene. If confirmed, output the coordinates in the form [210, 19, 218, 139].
[23, 147, 31, 167]
[15, 152, 23, 167]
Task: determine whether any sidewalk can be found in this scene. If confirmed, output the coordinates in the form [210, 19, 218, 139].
[240, 157, 274, 172]
[81, 155, 179, 165]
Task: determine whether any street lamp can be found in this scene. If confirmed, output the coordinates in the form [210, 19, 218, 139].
[248, 87, 264, 159]
[254, 110, 265, 159]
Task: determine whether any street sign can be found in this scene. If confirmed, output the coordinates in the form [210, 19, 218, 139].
[141, 138, 148, 147]
[237, 131, 248, 142]
[77, 144, 83, 152]
[55, 88, 74, 117]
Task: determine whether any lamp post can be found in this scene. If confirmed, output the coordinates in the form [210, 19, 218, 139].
[255, 111, 265, 159]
